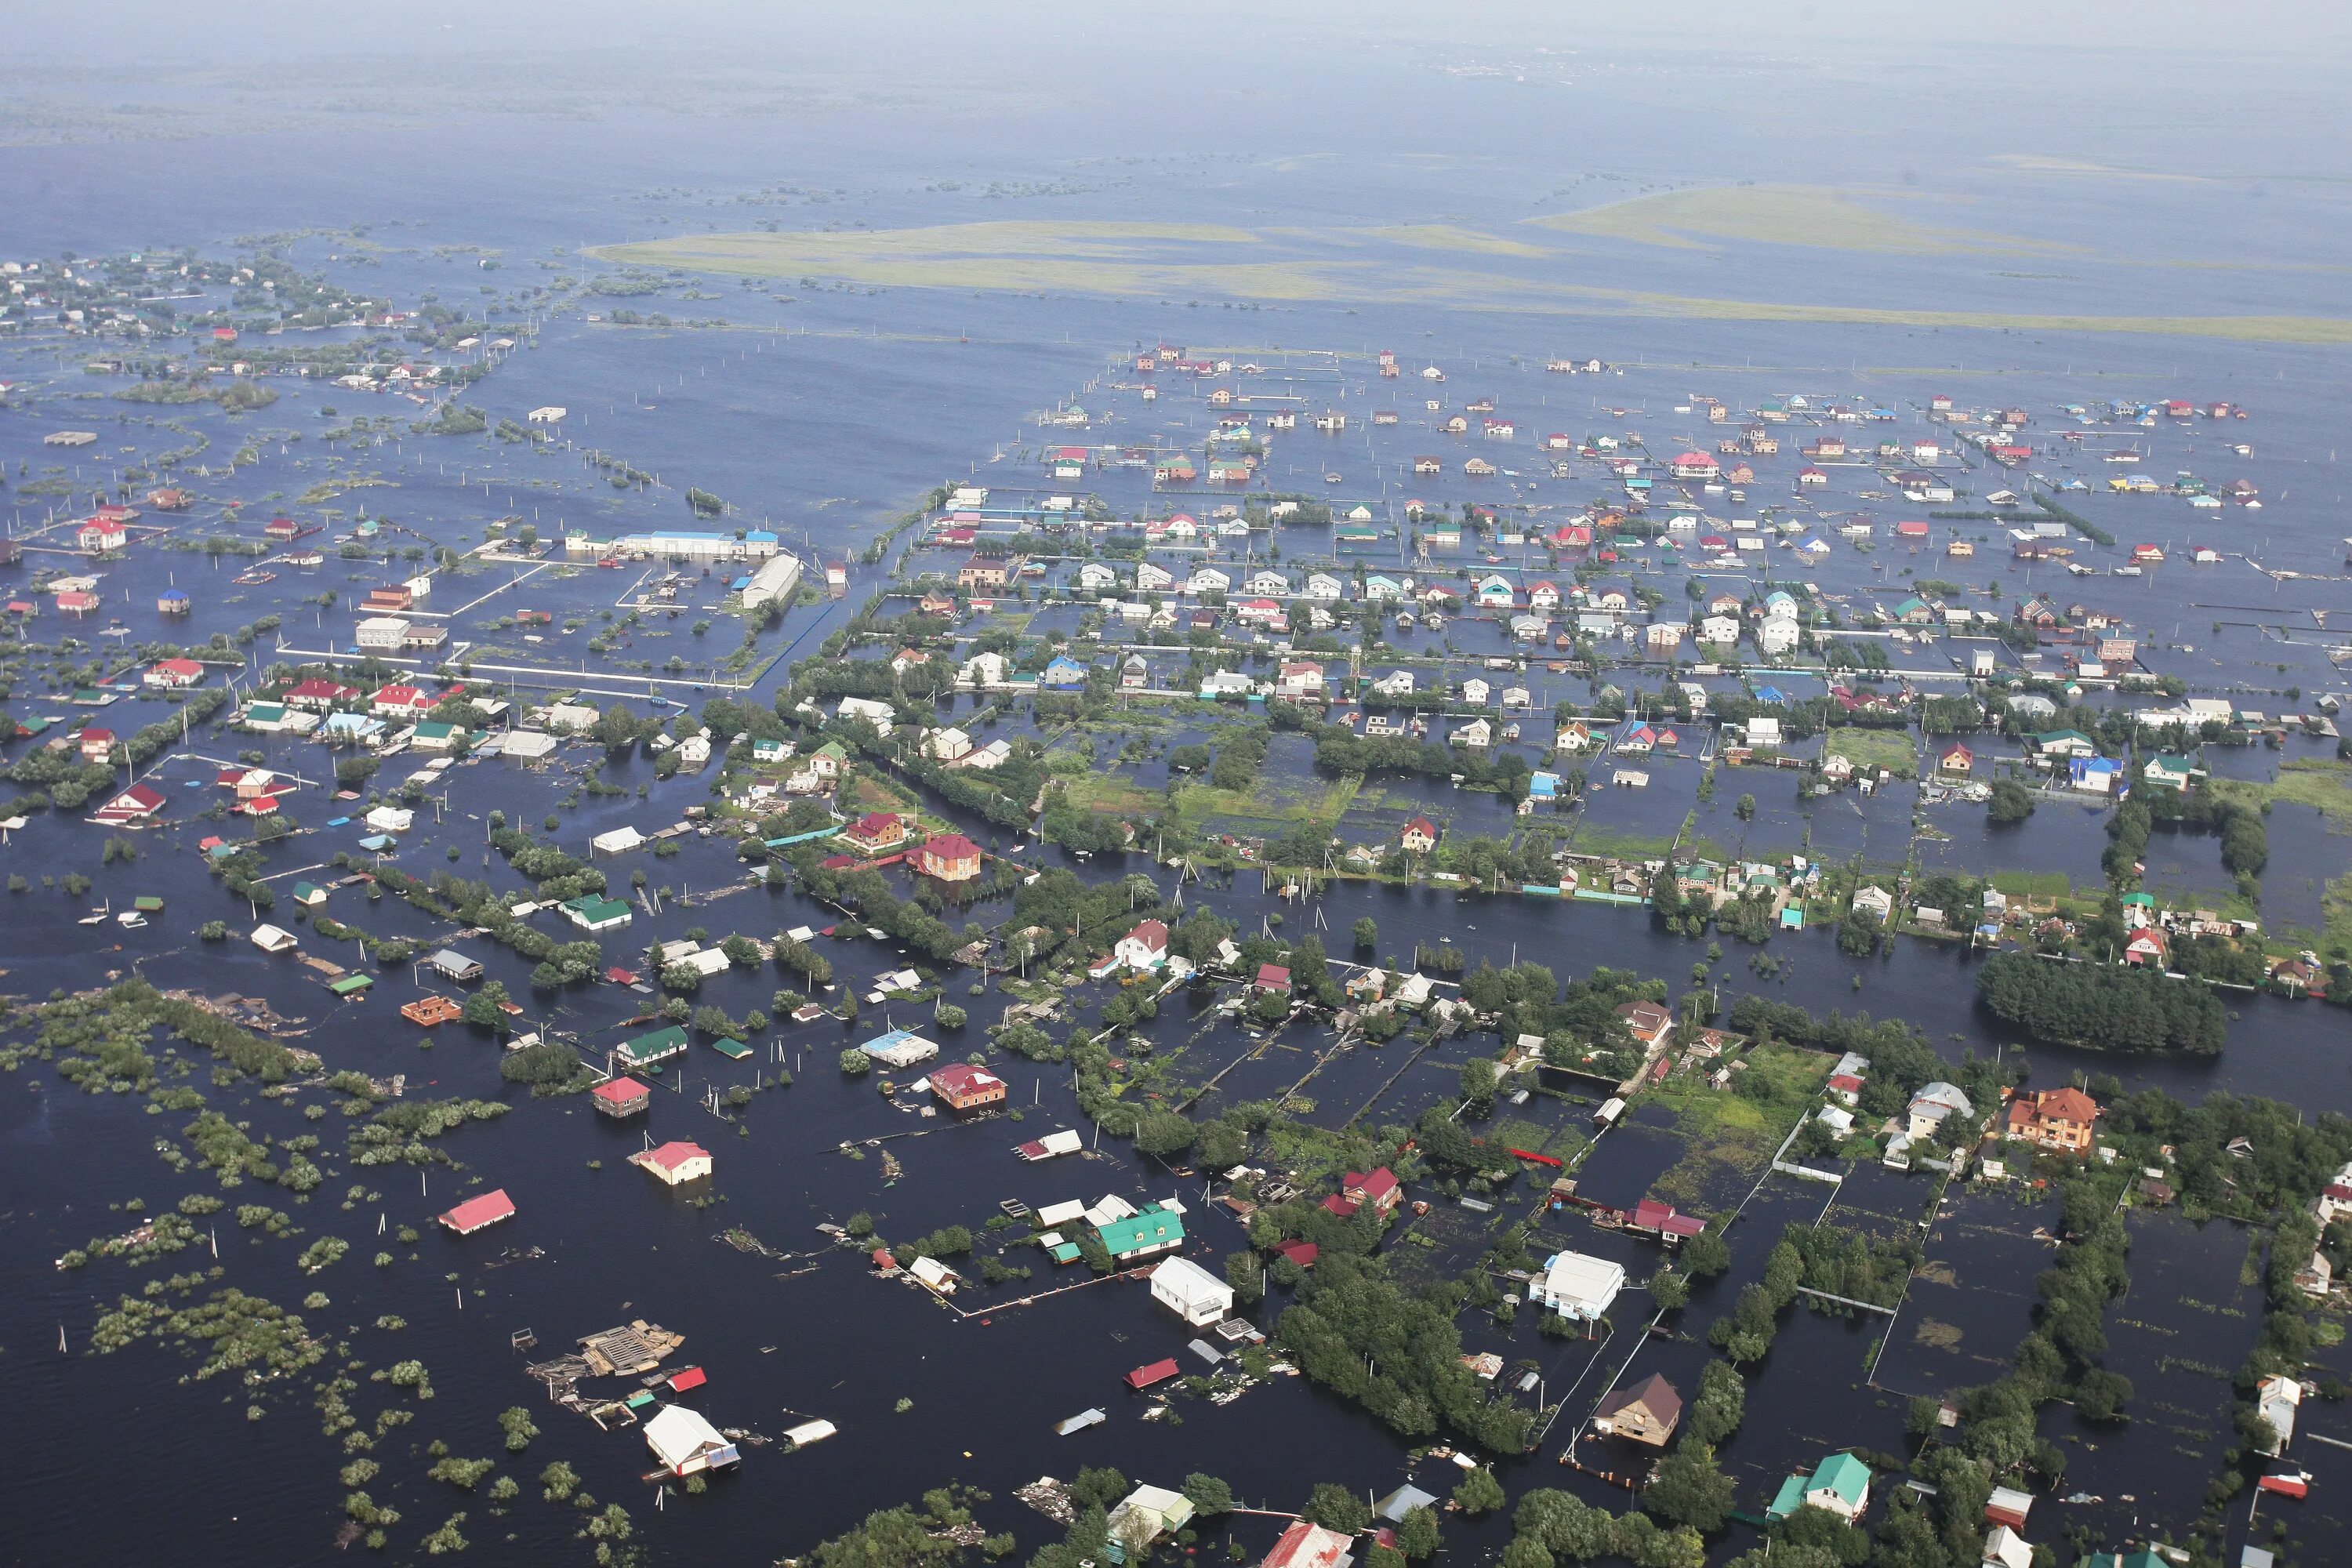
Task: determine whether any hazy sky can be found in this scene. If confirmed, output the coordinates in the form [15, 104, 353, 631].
[11, 0, 2351, 65]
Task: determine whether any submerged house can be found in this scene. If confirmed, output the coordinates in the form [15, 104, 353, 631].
[1592, 1373, 1681, 1446]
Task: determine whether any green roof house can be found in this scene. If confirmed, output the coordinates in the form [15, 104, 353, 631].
[561, 895, 633, 932]
[1097, 1204, 1185, 1264]
[617, 1025, 689, 1069]
[2034, 729, 2098, 757]
[2082, 1552, 2165, 1568]
[292, 881, 328, 908]
[1766, 1452, 1871, 1523]
[2143, 754, 2195, 790]
[410, 720, 464, 752]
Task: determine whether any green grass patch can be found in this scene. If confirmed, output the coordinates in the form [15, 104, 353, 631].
[1987, 870, 2077, 902]
[1639, 1040, 1833, 1207]
[1824, 726, 1918, 779]
[1062, 772, 1156, 817]
[1174, 775, 1359, 829]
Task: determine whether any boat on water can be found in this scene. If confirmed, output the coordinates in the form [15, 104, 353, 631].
[116, 911, 146, 928]
[78, 899, 110, 926]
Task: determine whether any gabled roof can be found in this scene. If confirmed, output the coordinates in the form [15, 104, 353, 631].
[1595, 1371, 1682, 1428]
[1809, 1451, 1871, 1506]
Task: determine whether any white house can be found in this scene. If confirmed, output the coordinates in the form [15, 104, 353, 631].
[1134, 561, 1175, 593]
[923, 727, 972, 762]
[644, 1405, 739, 1478]
[1148, 1254, 1235, 1327]
[1188, 567, 1231, 596]
[836, 695, 895, 735]
[1906, 1081, 1975, 1142]
[1756, 618, 1800, 655]
[1371, 670, 1415, 698]
[1305, 572, 1344, 601]
[1528, 1251, 1625, 1322]
[1077, 561, 1117, 591]
[1461, 677, 1491, 705]
[630, 1139, 714, 1186]
[1114, 919, 1171, 971]
[1700, 615, 1740, 644]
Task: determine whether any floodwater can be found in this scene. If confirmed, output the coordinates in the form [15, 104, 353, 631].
[3, 27, 2352, 1568]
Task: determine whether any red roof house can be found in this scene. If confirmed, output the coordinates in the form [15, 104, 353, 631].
[91, 783, 167, 824]
[1125, 1358, 1181, 1390]
[1345, 1167, 1401, 1214]
[285, 677, 358, 709]
[929, 1062, 1007, 1113]
[439, 1188, 517, 1235]
[144, 656, 206, 689]
[1262, 1521, 1356, 1568]
[1254, 964, 1292, 995]
[1628, 1198, 1708, 1239]
[590, 1076, 651, 1118]
[371, 684, 435, 717]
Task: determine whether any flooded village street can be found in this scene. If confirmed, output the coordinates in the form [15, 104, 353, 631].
[5, 9, 2352, 1568]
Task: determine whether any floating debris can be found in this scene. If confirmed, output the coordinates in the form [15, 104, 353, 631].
[1014, 1476, 1076, 1524]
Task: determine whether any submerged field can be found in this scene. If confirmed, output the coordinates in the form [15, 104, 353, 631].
[593, 219, 2352, 343]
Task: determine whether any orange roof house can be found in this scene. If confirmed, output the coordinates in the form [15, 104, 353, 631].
[2005, 1087, 2100, 1154]
[401, 996, 464, 1026]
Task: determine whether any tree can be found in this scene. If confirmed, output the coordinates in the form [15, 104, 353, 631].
[1681, 1229, 1730, 1279]
[1457, 1057, 1498, 1109]
[1642, 1441, 1733, 1533]
[461, 981, 511, 1030]
[838, 1047, 873, 1076]
[1395, 1505, 1441, 1560]
[1987, 778, 2035, 825]
[2073, 1367, 2133, 1421]
[1512, 1490, 1612, 1560]
[1303, 1483, 1373, 1534]
[1180, 1472, 1235, 1516]
[1771, 1504, 1869, 1567]
[1500, 1537, 1552, 1568]
[1686, 1362, 1746, 1445]
[1452, 1467, 1506, 1516]
[1352, 916, 1378, 949]
[1734, 793, 1756, 822]
[1133, 1111, 1196, 1158]
[1069, 1467, 1130, 1512]
[1650, 1269, 1690, 1312]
